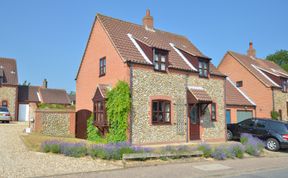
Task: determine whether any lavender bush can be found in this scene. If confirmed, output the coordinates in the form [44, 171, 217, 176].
[41, 140, 61, 153]
[197, 143, 212, 158]
[240, 133, 265, 156]
[60, 142, 87, 157]
[211, 146, 228, 160]
[228, 143, 245, 158]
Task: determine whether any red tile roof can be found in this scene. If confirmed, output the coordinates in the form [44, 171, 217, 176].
[0, 57, 18, 85]
[18, 86, 70, 104]
[76, 14, 224, 79]
[188, 87, 212, 103]
[225, 78, 255, 106]
[228, 51, 288, 88]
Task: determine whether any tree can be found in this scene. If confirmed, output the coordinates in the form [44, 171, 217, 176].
[22, 80, 31, 86]
[266, 50, 288, 72]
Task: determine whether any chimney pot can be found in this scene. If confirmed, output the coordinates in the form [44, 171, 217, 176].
[143, 9, 154, 30]
[247, 41, 256, 58]
[43, 79, 48, 88]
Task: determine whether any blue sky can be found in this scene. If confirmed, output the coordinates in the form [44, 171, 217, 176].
[0, 0, 287, 92]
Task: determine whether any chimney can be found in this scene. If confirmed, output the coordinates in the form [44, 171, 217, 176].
[142, 9, 154, 30]
[42, 79, 48, 88]
[247, 41, 256, 58]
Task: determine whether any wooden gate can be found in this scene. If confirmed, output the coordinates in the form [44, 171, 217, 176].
[75, 109, 92, 139]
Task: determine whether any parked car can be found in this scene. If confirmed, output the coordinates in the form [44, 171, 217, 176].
[227, 118, 288, 151]
[0, 107, 11, 123]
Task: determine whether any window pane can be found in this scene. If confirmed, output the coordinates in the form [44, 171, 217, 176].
[154, 63, 159, 70]
[161, 55, 166, 62]
[204, 70, 207, 77]
[152, 102, 158, 111]
[158, 113, 164, 122]
[199, 62, 203, 69]
[165, 103, 170, 112]
[203, 62, 207, 69]
[160, 64, 166, 71]
[165, 113, 170, 122]
[152, 112, 158, 122]
[154, 55, 159, 62]
[159, 102, 163, 111]
[199, 69, 203, 76]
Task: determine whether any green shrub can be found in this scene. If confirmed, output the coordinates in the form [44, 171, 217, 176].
[86, 114, 106, 143]
[197, 143, 212, 158]
[106, 81, 131, 142]
[240, 137, 248, 145]
[61, 143, 87, 158]
[50, 144, 61, 153]
[271, 111, 279, 120]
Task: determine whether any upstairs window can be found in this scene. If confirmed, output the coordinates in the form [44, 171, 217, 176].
[152, 100, 171, 124]
[281, 79, 287, 92]
[236, 81, 243, 87]
[211, 103, 216, 121]
[199, 60, 209, 78]
[153, 49, 168, 72]
[99, 57, 106, 76]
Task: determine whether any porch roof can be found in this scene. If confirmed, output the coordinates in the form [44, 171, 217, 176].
[187, 86, 212, 104]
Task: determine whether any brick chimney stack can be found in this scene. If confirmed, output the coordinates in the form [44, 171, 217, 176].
[247, 41, 256, 58]
[42, 79, 48, 88]
[142, 9, 154, 30]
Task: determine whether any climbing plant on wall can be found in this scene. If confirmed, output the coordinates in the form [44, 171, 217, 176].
[106, 81, 131, 142]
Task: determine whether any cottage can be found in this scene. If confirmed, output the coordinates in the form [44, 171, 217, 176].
[0, 57, 18, 121]
[76, 10, 227, 144]
[218, 42, 288, 120]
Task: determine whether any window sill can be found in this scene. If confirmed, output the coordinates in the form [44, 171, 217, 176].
[151, 122, 172, 126]
[99, 74, 106, 77]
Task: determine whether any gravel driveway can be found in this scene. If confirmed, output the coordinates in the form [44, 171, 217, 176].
[0, 122, 121, 178]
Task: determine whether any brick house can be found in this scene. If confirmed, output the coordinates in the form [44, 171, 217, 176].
[76, 10, 227, 144]
[18, 79, 71, 122]
[218, 42, 288, 121]
[225, 77, 256, 123]
[0, 57, 18, 121]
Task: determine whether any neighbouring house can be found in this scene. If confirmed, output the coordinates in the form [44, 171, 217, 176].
[218, 42, 288, 121]
[0, 57, 18, 121]
[68, 93, 76, 105]
[18, 79, 71, 122]
[225, 77, 256, 123]
[76, 10, 227, 145]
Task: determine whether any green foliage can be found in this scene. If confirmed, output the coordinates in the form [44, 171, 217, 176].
[271, 111, 279, 120]
[266, 50, 288, 72]
[240, 137, 248, 145]
[38, 103, 65, 109]
[86, 115, 106, 143]
[197, 143, 212, 158]
[50, 144, 61, 153]
[106, 81, 131, 142]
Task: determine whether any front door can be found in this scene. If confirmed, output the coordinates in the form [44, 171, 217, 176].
[189, 104, 200, 140]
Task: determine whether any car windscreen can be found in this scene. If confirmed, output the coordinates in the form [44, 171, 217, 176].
[269, 121, 288, 134]
[0, 107, 8, 112]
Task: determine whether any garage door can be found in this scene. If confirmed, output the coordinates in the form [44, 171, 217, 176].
[18, 104, 29, 122]
[237, 110, 253, 123]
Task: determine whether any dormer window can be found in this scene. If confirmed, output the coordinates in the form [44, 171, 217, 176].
[199, 60, 209, 78]
[153, 49, 168, 72]
[281, 79, 288, 92]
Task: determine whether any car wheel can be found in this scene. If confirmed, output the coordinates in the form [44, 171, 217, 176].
[266, 138, 280, 151]
[227, 130, 233, 140]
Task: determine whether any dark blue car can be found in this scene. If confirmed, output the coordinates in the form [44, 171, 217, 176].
[227, 118, 288, 151]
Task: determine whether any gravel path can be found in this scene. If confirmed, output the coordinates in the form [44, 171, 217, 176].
[0, 123, 121, 178]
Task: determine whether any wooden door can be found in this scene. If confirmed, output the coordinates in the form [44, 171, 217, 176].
[75, 109, 92, 139]
[189, 104, 200, 140]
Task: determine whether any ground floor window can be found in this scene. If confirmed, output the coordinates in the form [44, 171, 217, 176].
[152, 100, 171, 124]
[1, 100, 8, 108]
[94, 100, 106, 125]
[211, 103, 216, 121]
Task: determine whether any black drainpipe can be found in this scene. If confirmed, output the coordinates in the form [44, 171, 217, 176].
[129, 63, 134, 144]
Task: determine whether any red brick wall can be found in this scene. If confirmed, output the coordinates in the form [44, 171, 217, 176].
[218, 53, 273, 118]
[76, 19, 130, 112]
